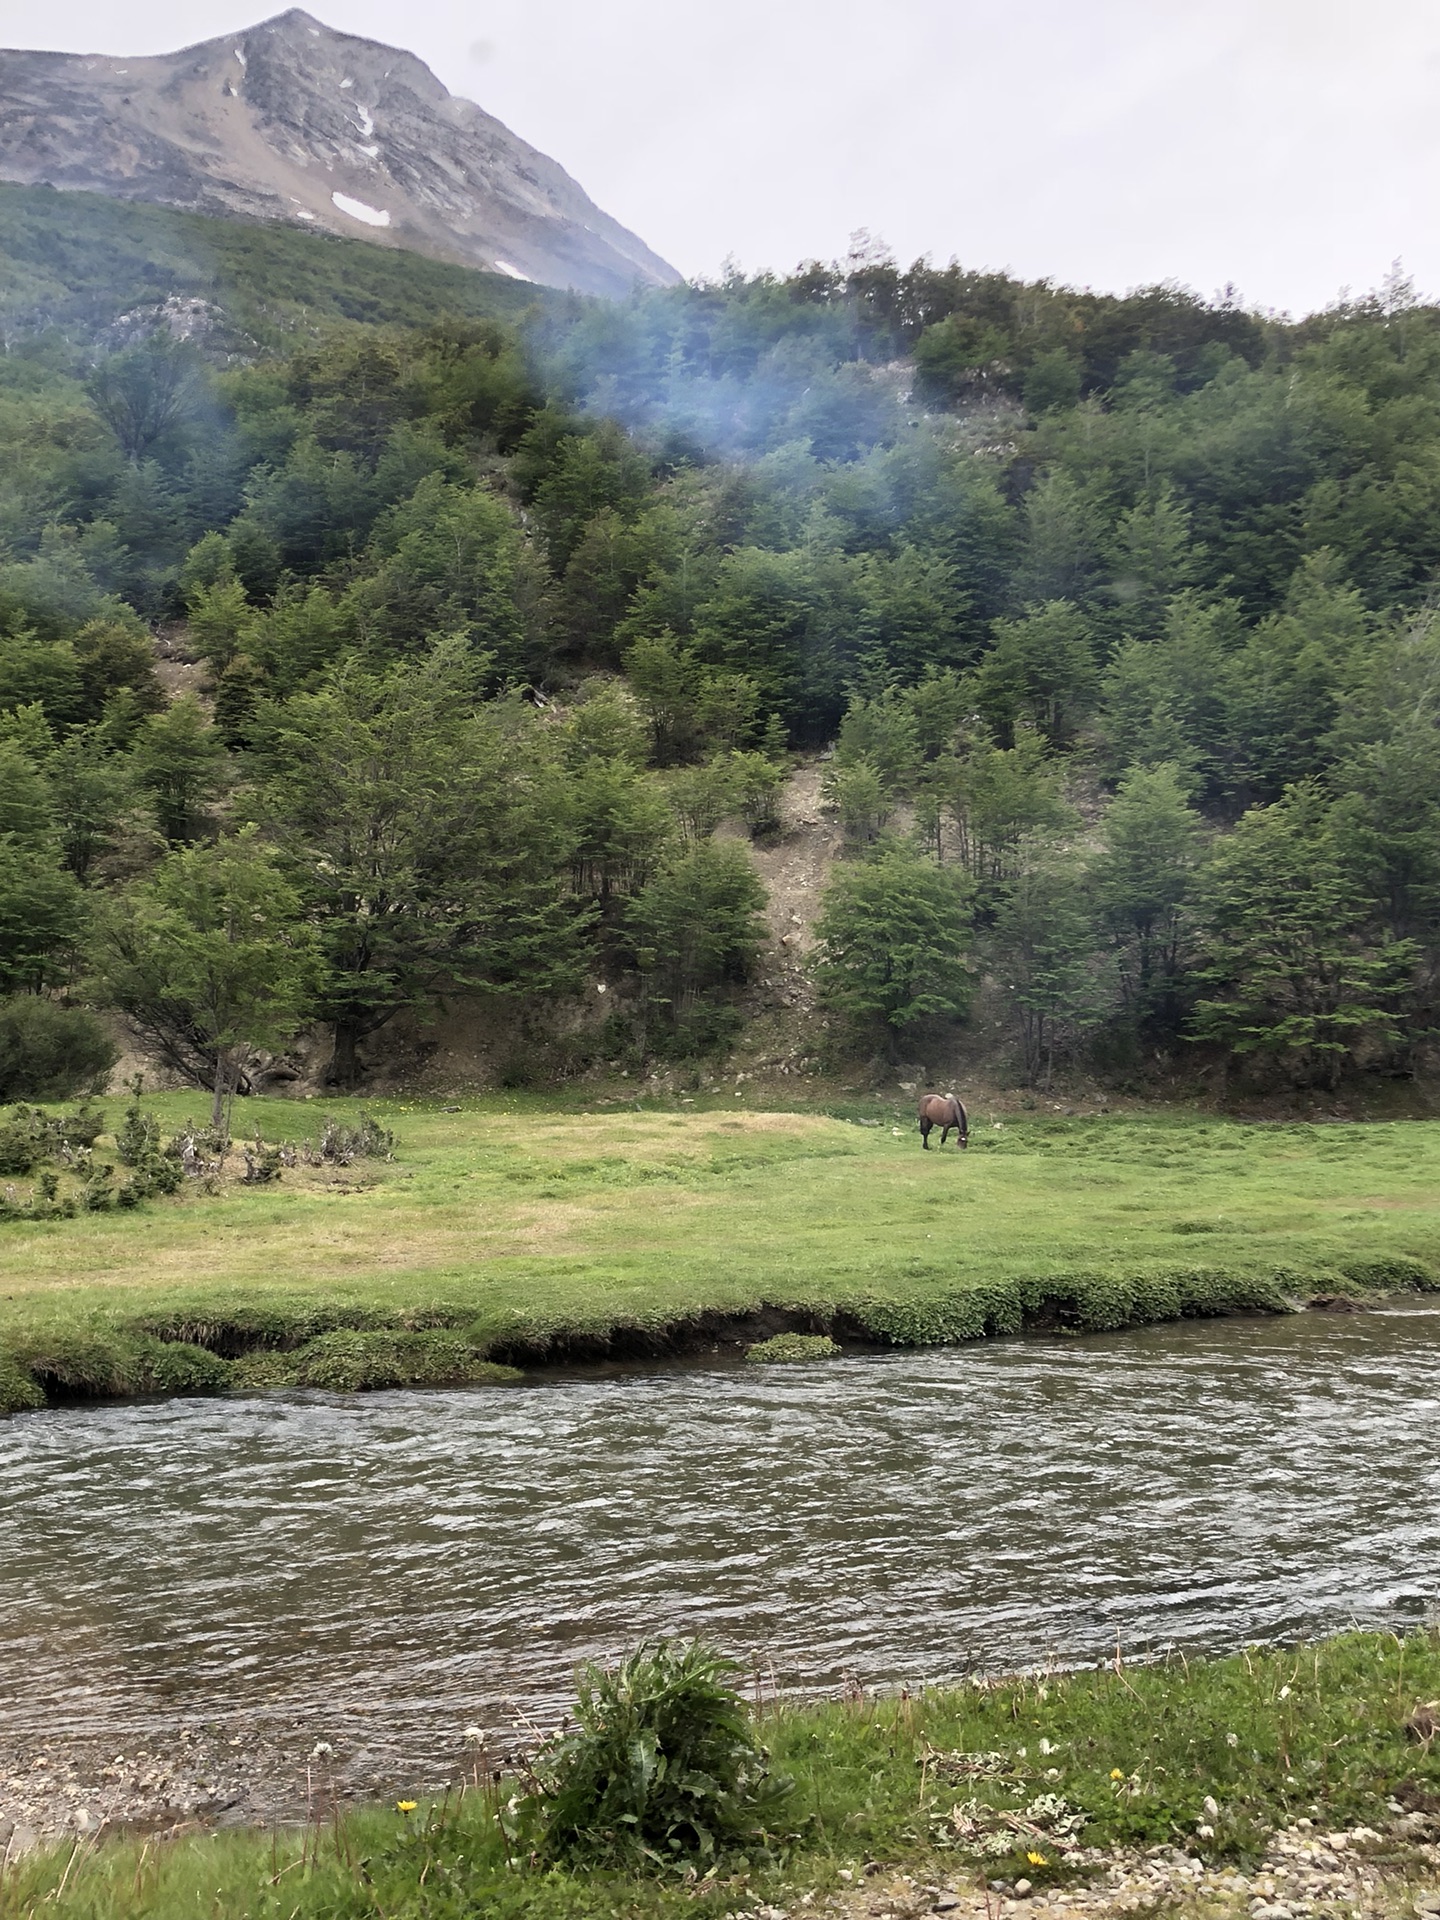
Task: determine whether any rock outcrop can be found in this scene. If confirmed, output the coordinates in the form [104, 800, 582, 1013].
[0, 9, 679, 297]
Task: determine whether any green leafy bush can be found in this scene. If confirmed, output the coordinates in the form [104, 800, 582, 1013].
[746, 1333, 840, 1364]
[58, 1100, 106, 1148]
[0, 997, 116, 1101]
[813, 846, 975, 1034]
[1, 1331, 234, 1407]
[138, 1339, 234, 1396]
[116, 1150, 182, 1204]
[0, 1099, 108, 1178]
[105, 1090, 183, 1202]
[856, 1267, 1298, 1347]
[519, 1640, 793, 1870]
[0, 1351, 43, 1416]
[233, 1328, 518, 1393]
[114, 1092, 162, 1166]
[0, 1104, 51, 1174]
[1337, 1255, 1437, 1292]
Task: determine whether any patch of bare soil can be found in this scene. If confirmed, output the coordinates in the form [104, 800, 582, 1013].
[151, 622, 209, 705]
[745, 761, 842, 1023]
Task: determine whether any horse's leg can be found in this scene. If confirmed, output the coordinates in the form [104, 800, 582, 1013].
[920, 1118, 931, 1149]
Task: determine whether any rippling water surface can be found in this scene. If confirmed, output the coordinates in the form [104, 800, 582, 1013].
[3, 1307, 1438, 1766]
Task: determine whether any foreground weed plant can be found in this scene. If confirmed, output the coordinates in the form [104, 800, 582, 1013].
[14, 1635, 1440, 1920]
[7, 1633, 1440, 1920]
[515, 1641, 795, 1871]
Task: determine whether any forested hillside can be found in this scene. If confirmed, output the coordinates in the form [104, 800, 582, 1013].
[2, 199, 1438, 1105]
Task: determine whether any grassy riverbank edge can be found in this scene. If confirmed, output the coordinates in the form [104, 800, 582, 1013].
[4, 1098, 1440, 1417]
[4, 1264, 1436, 1417]
[5, 1633, 1440, 1920]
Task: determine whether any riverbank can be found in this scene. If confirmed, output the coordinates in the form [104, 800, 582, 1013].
[3, 1097, 1440, 1413]
[4, 1634, 1440, 1920]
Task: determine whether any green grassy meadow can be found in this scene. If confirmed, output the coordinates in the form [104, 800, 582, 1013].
[6, 1633, 1440, 1920]
[3, 1094, 1439, 1407]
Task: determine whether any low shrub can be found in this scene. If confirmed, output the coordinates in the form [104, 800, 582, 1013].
[232, 1328, 520, 1393]
[3, 1330, 234, 1405]
[0, 1105, 49, 1175]
[116, 1149, 183, 1204]
[7, 1330, 138, 1399]
[1338, 1255, 1437, 1292]
[855, 1266, 1298, 1347]
[648, 1002, 746, 1061]
[0, 1352, 43, 1416]
[746, 1333, 840, 1364]
[314, 1113, 395, 1165]
[518, 1640, 794, 1870]
[0, 996, 116, 1101]
[241, 1139, 285, 1184]
[114, 1092, 162, 1166]
[0, 1100, 112, 1183]
[137, 1338, 234, 1396]
[58, 1101, 107, 1149]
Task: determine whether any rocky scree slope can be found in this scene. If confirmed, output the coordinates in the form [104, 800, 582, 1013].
[0, 8, 680, 297]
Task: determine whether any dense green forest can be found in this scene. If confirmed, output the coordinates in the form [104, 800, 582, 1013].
[1, 187, 1438, 1104]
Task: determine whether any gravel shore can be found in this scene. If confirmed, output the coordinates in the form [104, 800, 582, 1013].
[823, 1820, 1440, 1920]
[0, 1722, 480, 1860]
[6, 1736, 1440, 1920]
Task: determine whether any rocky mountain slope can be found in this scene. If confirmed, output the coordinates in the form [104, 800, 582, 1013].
[0, 9, 679, 298]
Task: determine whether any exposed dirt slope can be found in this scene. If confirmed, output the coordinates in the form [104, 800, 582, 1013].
[745, 761, 843, 1022]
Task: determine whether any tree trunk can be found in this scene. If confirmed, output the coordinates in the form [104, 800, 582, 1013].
[329, 1020, 362, 1089]
[211, 1048, 231, 1136]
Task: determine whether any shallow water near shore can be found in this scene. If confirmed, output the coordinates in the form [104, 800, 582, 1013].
[3, 1305, 1439, 1816]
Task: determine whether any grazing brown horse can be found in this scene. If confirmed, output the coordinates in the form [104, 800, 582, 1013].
[918, 1092, 969, 1151]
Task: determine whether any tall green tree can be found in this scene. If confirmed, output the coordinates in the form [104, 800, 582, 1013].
[974, 601, 1099, 748]
[990, 855, 1100, 1088]
[1229, 553, 1375, 798]
[353, 473, 527, 671]
[627, 841, 767, 1022]
[89, 830, 321, 1128]
[813, 846, 974, 1042]
[1108, 483, 1202, 638]
[1189, 784, 1414, 1088]
[46, 731, 149, 883]
[922, 731, 1075, 884]
[1097, 595, 1243, 793]
[566, 757, 673, 917]
[87, 335, 203, 462]
[1013, 470, 1101, 606]
[257, 653, 583, 1086]
[130, 696, 228, 843]
[1090, 764, 1203, 1033]
[0, 838, 87, 994]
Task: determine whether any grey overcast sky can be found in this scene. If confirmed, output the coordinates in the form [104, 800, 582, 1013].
[9, 0, 1438, 314]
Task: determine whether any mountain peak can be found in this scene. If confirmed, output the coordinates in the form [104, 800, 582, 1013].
[0, 13, 680, 297]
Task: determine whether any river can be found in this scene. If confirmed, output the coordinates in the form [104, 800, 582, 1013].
[2, 1303, 1438, 1825]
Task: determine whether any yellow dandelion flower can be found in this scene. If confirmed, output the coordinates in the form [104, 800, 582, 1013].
[1027, 1852, 1048, 1867]
[396, 1799, 418, 1814]
[1110, 1768, 1125, 1780]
